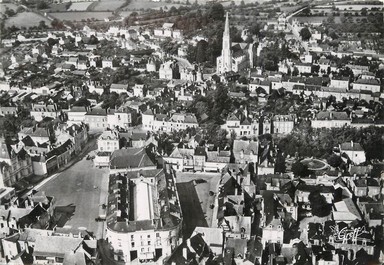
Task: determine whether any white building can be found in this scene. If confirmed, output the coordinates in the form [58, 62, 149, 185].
[311, 111, 351, 129]
[105, 168, 182, 263]
[272, 114, 296, 134]
[97, 130, 119, 152]
[339, 141, 366, 165]
[261, 218, 284, 247]
[352, 79, 381, 93]
[30, 104, 59, 122]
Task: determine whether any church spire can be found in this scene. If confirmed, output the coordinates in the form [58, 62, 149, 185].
[224, 12, 230, 37]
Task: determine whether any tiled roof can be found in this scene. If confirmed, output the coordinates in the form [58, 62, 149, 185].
[315, 111, 349, 120]
[33, 235, 83, 258]
[233, 140, 258, 155]
[110, 148, 155, 169]
[340, 142, 364, 152]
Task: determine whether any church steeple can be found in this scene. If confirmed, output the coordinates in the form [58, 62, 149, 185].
[221, 12, 232, 73]
[224, 12, 230, 37]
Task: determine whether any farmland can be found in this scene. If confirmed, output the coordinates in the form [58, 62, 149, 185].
[5, 12, 50, 28]
[68, 2, 93, 11]
[91, 0, 125, 11]
[50, 11, 114, 21]
[123, 0, 185, 11]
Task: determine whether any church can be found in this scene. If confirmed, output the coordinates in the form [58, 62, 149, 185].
[216, 13, 255, 74]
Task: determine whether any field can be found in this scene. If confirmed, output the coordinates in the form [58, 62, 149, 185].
[68, 2, 93, 11]
[123, 0, 185, 11]
[5, 12, 50, 28]
[0, 3, 18, 15]
[49, 11, 113, 21]
[91, 0, 125, 11]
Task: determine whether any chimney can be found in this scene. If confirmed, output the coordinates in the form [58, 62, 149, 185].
[351, 141, 354, 148]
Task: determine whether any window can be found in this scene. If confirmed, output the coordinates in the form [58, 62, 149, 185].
[148, 241, 151, 245]
[131, 242, 135, 247]
[156, 233, 160, 237]
[131, 235, 134, 240]
[147, 235, 151, 238]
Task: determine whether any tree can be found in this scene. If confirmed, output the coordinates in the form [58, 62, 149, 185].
[5, 8, 16, 17]
[275, 152, 286, 173]
[36, 1, 48, 9]
[209, 3, 225, 21]
[73, 97, 90, 107]
[327, 154, 343, 168]
[292, 67, 299, 76]
[300, 27, 312, 41]
[308, 190, 332, 217]
[195, 40, 208, 63]
[291, 161, 311, 177]
[38, 20, 47, 29]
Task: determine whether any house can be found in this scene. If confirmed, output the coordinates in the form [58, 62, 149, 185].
[330, 77, 349, 90]
[272, 114, 296, 134]
[63, 123, 88, 155]
[352, 79, 381, 93]
[66, 106, 88, 124]
[154, 23, 183, 39]
[133, 84, 145, 98]
[345, 64, 369, 75]
[232, 140, 258, 165]
[107, 106, 137, 130]
[274, 193, 298, 220]
[30, 104, 59, 122]
[102, 58, 113, 68]
[192, 227, 224, 255]
[18, 127, 51, 145]
[0, 106, 18, 116]
[31, 233, 97, 265]
[349, 177, 380, 198]
[142, 111, 198, 132]
[84, 108, 108, 131]
[164, 234, 213, 265]
[295, 63, 312, 74]
[168, 113, 198, 132]
[97, 130, 119, 152]
[163, 147, 194, 172]
[295, 184, 334, 204]
[359, 202, 384, 227]
[159, 61, 179, 80]
[333, 198, 362, 223]
[221, 113, 259, 137]
[109, 148, 156, 174]
[261, 218, 284, 247]
[142, 109, 155, 131]
[339, 141, 366, 165]
[311, 111, 351, 128]
[110, 83, 128, 94]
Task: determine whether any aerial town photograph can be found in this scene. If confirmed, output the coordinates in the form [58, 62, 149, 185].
[0, 0, 383, 264]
